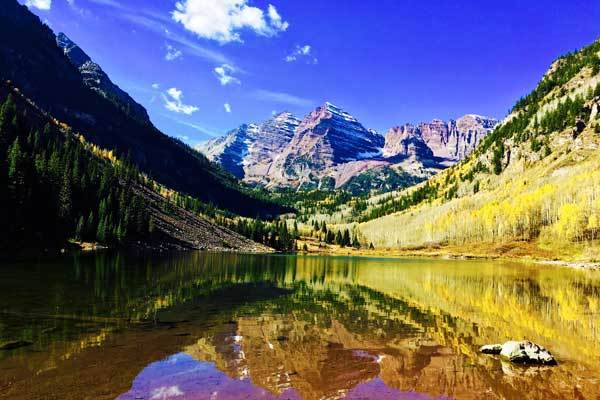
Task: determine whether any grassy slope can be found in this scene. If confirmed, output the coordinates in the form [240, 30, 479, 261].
[358, 39, 600, 263]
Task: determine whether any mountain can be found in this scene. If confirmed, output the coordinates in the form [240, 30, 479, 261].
[201, 105, 495, 194]
[197, 112, 300, 182]
[383, 115, 498, 160]
[56, 32, 150, 125]
[357, 38, 600, 260]
[0, 0, 285, 218]
[269, 102, 385, 189]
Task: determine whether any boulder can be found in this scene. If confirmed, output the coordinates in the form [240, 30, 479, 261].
[479, 344, 502, 354]
[479, 341, 556, 365]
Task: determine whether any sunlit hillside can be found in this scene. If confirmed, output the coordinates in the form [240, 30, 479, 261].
[356, 38, 600, 261]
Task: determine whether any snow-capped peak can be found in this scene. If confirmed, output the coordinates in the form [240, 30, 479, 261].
[323, 101, 358, 122]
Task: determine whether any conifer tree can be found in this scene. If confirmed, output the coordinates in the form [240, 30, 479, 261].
[342, 229, 351, 247]
[75, 216, 85, 241]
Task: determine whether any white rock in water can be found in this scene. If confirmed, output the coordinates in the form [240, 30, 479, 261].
[480, 341, 556, 365]
[500, 341, 556, 365]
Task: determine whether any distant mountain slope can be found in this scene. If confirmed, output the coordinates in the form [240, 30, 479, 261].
[0, 0, 285, 217]
[200, 105, 495, 194]
[197, 112, 300, 181]
[383, 115, 498, 161]
[358, 38, 600, 259]
[56, 32, 150, 125]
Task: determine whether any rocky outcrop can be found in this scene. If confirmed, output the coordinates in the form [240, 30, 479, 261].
[56, 32, 150, 124]
[384, 115, 498, 161]
[382, 125, 434, 159]
[479, 341, 557, 365]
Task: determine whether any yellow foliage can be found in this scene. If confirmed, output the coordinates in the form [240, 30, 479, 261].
[360, 146, 600, 250]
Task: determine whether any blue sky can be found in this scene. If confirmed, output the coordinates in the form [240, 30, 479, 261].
[23, 0, 600, 145]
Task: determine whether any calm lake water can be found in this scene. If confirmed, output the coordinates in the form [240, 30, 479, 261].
[0, 252, 599, 399]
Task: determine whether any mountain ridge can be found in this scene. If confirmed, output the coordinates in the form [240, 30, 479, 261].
[56, 32, 151, 125]
[199, 103, 497, 193]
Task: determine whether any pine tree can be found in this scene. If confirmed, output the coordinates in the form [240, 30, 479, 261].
[321, 222, 327, 233]
[75, 216, 85, 241]
[335, 230, 343, 246]
[85, 211, 95, 240]
[326, 230, 335, 244]
[342, 229, 351, 247]
[7, 137, 23, 183]
[58, 172, 72, 220]
[96, 216, 107, 243]
[492, 142, 504, 175]
[0, 94, 17, 149]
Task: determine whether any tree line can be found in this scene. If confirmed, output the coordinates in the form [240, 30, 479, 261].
[308, 220, 362, 248]
[216, 216, 298, 252]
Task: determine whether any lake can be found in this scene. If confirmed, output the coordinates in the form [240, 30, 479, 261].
[0, 252, 599, 399]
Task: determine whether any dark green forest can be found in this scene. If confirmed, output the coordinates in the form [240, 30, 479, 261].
[0, 88, 152, 253]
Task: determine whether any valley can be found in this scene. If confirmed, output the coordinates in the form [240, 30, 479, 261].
[0, 1, 599, 399]
[2, 0, 599, 266]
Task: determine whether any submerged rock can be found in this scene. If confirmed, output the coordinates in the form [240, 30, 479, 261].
[479, 341, 557, 365]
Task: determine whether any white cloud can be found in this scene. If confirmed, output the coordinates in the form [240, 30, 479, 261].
[267, 4, 288, 32]
[252, 89, 313, 107]
[172, 0, 289, 44]
[285, 44, 318, 64]
[86, 0, 232, 65]
[152, 83, 160, 89]
[224, 103, 232, 113]
[214, 64, 240, 86]
[162, 114, 220, 138]
[26, 0, 52, 10]
[163, 87, 199, 115]
[165, 44, 183, 61]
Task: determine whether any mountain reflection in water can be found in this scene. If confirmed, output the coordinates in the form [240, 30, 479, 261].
[117, 353, 443, 400]
[0, 252, 599, 399]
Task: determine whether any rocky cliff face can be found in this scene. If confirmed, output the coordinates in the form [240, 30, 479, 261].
[270, 102, 385, 188]
[384, 115, 498, 161]
[382, 125, 434, 159]
[56, 32, 150, 124]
